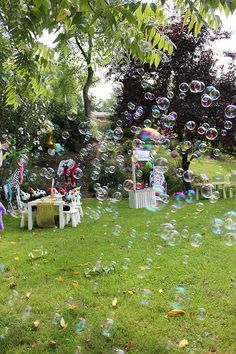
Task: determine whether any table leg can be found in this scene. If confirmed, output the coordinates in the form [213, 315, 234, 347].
[28, 205, 33, 230]
[195, 187, 199, 201]
[222, 186, 226, 199]
[59, 204, 64, 229]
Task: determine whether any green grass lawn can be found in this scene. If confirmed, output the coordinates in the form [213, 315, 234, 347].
[0, 198, 236, 354]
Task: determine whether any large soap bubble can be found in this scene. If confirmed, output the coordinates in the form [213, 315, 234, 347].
[224, 104, 236, 119]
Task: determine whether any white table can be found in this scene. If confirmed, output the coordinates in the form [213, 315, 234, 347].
[194, 181, 231, 200]
[27, 199, 64, 230]
[129, 189, 156, 209]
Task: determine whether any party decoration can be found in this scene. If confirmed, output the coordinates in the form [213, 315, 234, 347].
[57, 159, 79, 187]
[3, 155, 27, 208]
[0, 202, 6, 231]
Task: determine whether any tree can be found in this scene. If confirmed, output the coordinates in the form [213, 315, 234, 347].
[0, 0, 235, 112]
[111, 19, 236, 188]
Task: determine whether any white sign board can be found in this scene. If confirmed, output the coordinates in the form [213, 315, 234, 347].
[135, 149, 151, 161]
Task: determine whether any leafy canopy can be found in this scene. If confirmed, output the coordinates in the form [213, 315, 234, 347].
[0, 0, 235, 107]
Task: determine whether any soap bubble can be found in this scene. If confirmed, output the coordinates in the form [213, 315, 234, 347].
[123, 179, 134, 191]
[205, 85, 220, 101]
[162, 114, 176, 129]
[74, 167, 83, 179]
[221, 129, 227, 137]
[156, 245, 163, 255]
[189, 80, 202, 93]
[113, 82, 123, 96]
[152, 107, 161, 118]
[96, 188, 108, 201]
[167, 91, 174, 99]
[112, 224, 122, 236]
[47, 148, 55, 156]
[213, 148, 221, 157]
[171, 285, 189, 310]
[144, 92, 155, 100]
[190, 233, 203, 247]
[157, 97, 170, 111]
[46, 167, 55, 179]
[183, 170, 195, 183]
[139, 39, 152, 52]
[67, 110, 77, 121]
[179, 93, 186, 99]
[167, 229, 180, 246]
[198, 126, 206, 135]
[62, 130, 70, 140]
[205, 128, 218, 140]
[176, 168, 184, 178]
[201, 94, 212, 107]
[212, 217, 224, 235]
[181, 140, 192, 151]
[91, 171, 100, 180]
[196, 202, 204, 212]
[186, 120, 196, 130]
[224, 120, 233, 130]
[223, 211, 236, 231]
[140, 288, 153, 305]
[78, 121, 90, 135]
[199, 142, 208, 153]
[224, 104, 236, 119]
[224, 232, 236, 246]
[182, 254, 189, 265]
[143, 119, 152, 127]
[179, 82, 189, 92]
[201, 183, 214, 198]
[196, 308, 207, 320]
[40, 167, 47, 177]
[114, 127, 123, 140]
[40, 120, 54, 133]
[114, 349, 125, 354]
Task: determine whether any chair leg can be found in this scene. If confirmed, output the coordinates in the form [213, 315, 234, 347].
[71, 214, 77, 227]
[79, 206, 83, 217]
[20, 214, 25, 228]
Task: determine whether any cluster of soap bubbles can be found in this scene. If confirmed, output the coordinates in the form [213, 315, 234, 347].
[39, 167, 55, 179]
[212, 211, 236, 246]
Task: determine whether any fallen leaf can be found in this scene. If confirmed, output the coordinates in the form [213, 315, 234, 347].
[60, 317, 67, 328]
[124, 341, 132, 351]
[127, 290, 134, 295]
[49, 340, 57, 347]
[72, 271, 80, 275]
[71, 280, 80, 287]
[33, 320, 40, 328]
[178, 339, 188, 348]
[112, 297, 117, 307]
[55, 276, 64, 282]
[168, 309, 185, 317]
[68, 304, 77, 310]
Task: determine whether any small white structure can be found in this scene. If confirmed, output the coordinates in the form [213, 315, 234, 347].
[129, 150, 154, 209]
[129, 149, 167, 209]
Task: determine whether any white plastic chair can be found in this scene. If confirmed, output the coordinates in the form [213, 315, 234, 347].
[63, 201, 80, 227]
[20, 204, 36, 228]
[74, 191, 83, 218]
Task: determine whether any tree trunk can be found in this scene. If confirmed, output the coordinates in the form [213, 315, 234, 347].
[83, 66, 93, 118]
[177, 126, 192, 190]
[181, 152, 192, 190]
[75, 34, 94, 118]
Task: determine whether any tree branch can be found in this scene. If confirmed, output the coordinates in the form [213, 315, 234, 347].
[75, 36, 88, 63]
